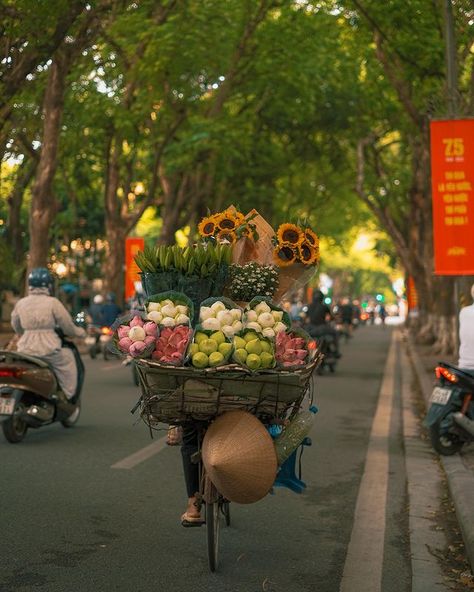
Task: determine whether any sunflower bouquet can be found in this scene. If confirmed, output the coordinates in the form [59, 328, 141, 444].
[198, 207, 258, 245]
[273, 223, 320, 268]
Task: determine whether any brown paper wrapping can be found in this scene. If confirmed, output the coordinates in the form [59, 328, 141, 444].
[231, 208, 275, 266]
[273, 263, 318, 304]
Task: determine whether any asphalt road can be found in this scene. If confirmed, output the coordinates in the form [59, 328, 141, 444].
[1, 326, 416, 592]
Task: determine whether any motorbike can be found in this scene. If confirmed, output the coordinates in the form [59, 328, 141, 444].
[424, 361, 474, 455]
[0, 331, 85, 443]
[306, 323, 340, 374]
[85, 324, 114, 360]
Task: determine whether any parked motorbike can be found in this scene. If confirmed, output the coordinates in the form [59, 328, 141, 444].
[424, 362, 474, 455]
[0, 332, 85, 443]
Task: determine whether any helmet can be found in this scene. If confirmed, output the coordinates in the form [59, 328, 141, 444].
[28, 267, 53, 291]
[93, 294, 104, 304]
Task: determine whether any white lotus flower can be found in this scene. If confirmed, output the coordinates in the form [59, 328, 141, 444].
[147, 302, 161, 312]
[210, 301, 226, 313]
[254, 301, 271, 315]
[216, 310, 233, 326]
[271, 310, 283, 322]
[176, 305, 188, 315]
[175, 313, 190, 325]
[199, 306, 214, 321]
[161, 317, 176, 327]
[232, 320, 243, 332]
[147, 311, 163, 324]
[230, 308, 242, 321]
[262, 327, 276, 338]
[273, 321, 287, 333]
[201, 317, 221, 331]
[161, 304, 177, 318]
[245, 310, 258, 322]
[222, 325, 235, 338]
[161, 299, 174, 307]
[258, 312, 275, 328]
[245, 321, 263, 333]
[129, 326, 146, 342]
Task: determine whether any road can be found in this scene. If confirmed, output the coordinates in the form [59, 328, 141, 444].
[0, 326, 460, 591]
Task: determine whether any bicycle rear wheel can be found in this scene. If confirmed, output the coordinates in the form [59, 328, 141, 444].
[206, 501, 220, 572]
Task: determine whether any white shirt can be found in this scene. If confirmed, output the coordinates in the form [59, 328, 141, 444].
[458, 303, 474, 369]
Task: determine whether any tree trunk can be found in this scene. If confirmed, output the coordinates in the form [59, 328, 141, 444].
[104, 223, 127, 306]
[28, 53, 69, 270]
[7, 158, 37, 263]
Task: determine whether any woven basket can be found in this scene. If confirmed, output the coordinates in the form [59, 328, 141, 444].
[136, 350, 322, 427]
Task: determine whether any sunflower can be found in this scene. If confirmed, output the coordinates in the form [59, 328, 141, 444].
[277, 223, 304, 246]
[303, 228, 319, 248]
[198, 215, 219, 237]
[217, 212, 238, 231]
[217, 229, 237, 244]
[233, 211, 246, 226]
[298, 241, 319, 266]
[273, 244, 297, 267]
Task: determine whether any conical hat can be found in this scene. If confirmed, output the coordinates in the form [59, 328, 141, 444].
[202, 410, 277, 504]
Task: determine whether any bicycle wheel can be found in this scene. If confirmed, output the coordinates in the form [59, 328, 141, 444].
[222, 501, 231, 527]
[206, 501, 220, 572]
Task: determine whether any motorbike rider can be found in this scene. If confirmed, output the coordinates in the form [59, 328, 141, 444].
[458, 283, 474, 370]
[10, 268, 86, 400]
[88, 294, 105, 326]
[306, 290, 341, 357]
[102, 292, 122, 327]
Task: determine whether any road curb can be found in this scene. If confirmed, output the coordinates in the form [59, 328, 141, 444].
[406, 336, 474, 572]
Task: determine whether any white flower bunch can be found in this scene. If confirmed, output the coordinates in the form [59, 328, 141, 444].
[146, 299, 190, 327]
[199, 301, 243, 337]
[227, 263, 279, 301]
[243, 300, 287, 338]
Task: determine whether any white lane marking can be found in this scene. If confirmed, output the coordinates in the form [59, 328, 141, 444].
[339, 331, 397, 592]
[111, 436, 168, 469]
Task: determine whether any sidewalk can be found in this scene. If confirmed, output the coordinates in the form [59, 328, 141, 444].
[407, 336, 474, 572]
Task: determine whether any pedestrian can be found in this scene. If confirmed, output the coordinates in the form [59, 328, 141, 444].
[10, 268, 86, 400]
[458, 284, 474, 370]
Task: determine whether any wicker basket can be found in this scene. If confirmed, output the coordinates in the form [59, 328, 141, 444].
[136, 350, 322, 427]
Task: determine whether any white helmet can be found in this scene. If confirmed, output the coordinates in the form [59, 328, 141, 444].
[93, 294, 104, 304]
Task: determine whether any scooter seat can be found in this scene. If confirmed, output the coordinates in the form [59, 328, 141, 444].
[0, 350, 51, 369]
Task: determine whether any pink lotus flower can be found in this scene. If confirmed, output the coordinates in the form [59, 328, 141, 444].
[118, 337, 133, 352]
[117, 325, 131, 340]
[296, 349, 307, 360]
[144, 335, 156, 346]
[129, 340, 146, 357]
[143, 321, 158, 337]
[130, 315, 144, 328]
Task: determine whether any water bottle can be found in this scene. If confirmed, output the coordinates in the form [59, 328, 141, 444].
[273, 406, 318, 465]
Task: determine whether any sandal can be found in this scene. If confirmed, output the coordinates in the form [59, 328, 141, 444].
[181, 512, 205, 528]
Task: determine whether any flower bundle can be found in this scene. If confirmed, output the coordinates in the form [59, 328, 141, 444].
[273, 223, 319, 267]
[152, 325, 193, 365]
[198, 207, 258, 244]
[242, 297, 290, 338]
[115, 315, 158, 358]
[226, 262, 279, 302]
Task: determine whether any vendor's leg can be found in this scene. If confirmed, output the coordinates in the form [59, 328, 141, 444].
[181, 425, 201, 518]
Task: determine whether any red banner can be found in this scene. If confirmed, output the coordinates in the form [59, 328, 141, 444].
[430, 119, 474, 275]
[125, 237, 144, 300]
[406, 276, 418, 312]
